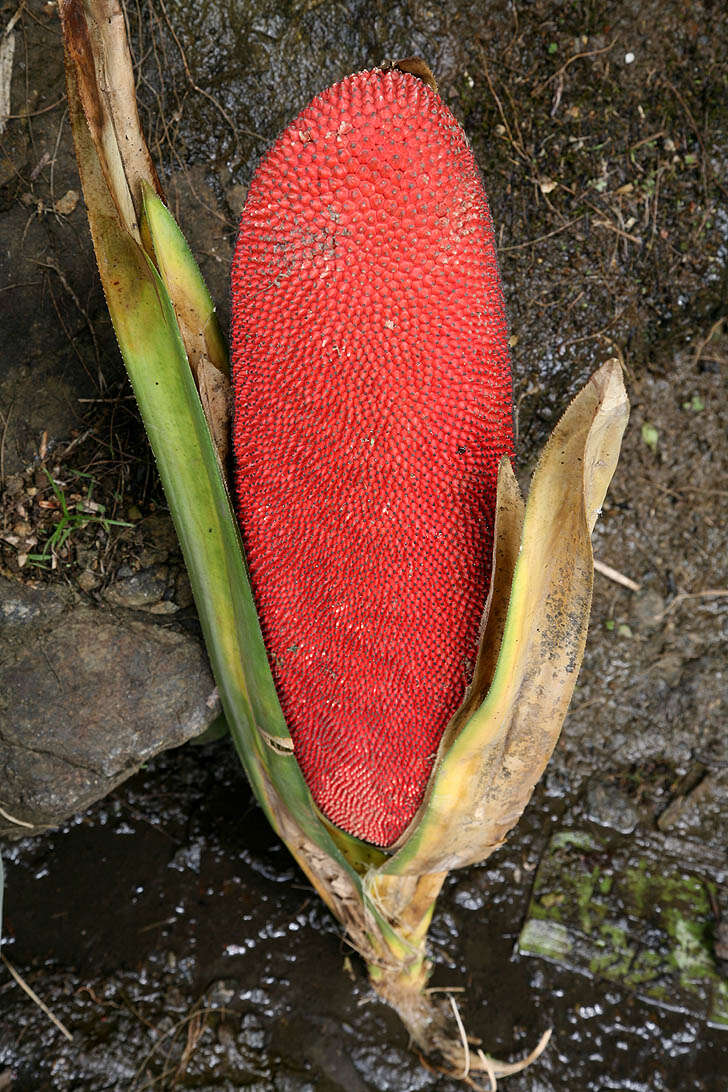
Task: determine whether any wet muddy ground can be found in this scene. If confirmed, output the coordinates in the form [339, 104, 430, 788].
[1, 0, 727, 1088]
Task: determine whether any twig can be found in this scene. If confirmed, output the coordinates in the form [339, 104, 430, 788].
[0, 279, 42, 293]
[593, 559, 641, 592]
[550, 71, 564, 117]
[659, 588, 728, 619]
[48, 105, 67, 220]
[155, 0, 263, 146]
[133, 1002, 226, 1088]
[56, 428, 94, 461]
[592, 219, 641, 245]
[1, 955, 73, 1041]
[559, 309, 628, 351]
[32, 259, 104, 389]
[2, 2, 25, 38]
[0, 803, 34, 828]
[4, 93, 66, 119]
[0, 403, 12, 486]
[660, 75, 727, 200]
[630, 130, 666, 152]
[477, 43, 528, 164]
[645, 163, 665, 254]
[691, 316, 725, 369]
[500, 214, 584, 253]
[535, 37, 618, 94]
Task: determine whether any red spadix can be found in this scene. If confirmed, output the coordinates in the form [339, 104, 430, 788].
[232, 68, 513, 846]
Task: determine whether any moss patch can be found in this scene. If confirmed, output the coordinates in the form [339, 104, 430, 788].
[518, 827, 728, 1028]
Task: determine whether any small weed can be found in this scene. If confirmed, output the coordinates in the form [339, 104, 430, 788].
[25, 468, 132, 570]
[641, 422, 659, 452]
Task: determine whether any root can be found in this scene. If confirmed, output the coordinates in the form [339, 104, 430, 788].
[372, 967, 552, 1088]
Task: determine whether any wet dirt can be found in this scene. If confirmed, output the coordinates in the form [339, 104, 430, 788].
[1, 0, 727, 1088]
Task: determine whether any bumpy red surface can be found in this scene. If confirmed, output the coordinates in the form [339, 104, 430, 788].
[231, 69, 513, 846]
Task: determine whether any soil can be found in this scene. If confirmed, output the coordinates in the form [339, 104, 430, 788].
[0, 0, 726, 1089]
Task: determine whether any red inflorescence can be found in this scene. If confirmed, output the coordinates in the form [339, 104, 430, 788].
[231, 68, 513, 847]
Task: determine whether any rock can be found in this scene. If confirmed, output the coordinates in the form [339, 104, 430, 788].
[452, 882, 486, 911]
[137, 512, 179, 567]
[715, 921, 728, 963]
[630, 587, 666, 632]
[77, 569, 101, 592]
[585, 778, 638, 834]
[518, 826, 728, 1029]
[175, 569, 194, 608]
[657, 768, 716, 833]
[226, 182, 248, 217]
[272, 1074, 315, 1092]
[650, 650, 684, 687]
[0, 576, 68, 626]
[0, 368, 83, 478]
[0, 576, 220, 838]
[102, 564, 176, 611]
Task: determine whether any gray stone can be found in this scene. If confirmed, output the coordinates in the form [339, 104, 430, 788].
[273, 1075, 315, 1092]
[137, 513, 179, 567]
[0, 576, 68, 626]
[715, 921, 728, 963]
[630, 587, 666, 632]
[650, 651, 684, 688]
[77, 569, 101, 592]
[585, 778, 639, 834]
[452, 881, 487, 911]
[0, 576, 220, 838]
[102, 564, 176, 611]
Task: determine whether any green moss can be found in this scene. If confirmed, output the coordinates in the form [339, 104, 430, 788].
[520, 828, 727, 1026]
[540, 891, 566, 909]
[518, 919, 573, 961]
[589, 922, 634, 980]
[550, 829, 599, 852]
[627, 946, 665, 988]
[668, 915, 715, 982]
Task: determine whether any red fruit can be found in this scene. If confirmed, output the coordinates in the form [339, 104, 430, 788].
[232, 68, 513, 847]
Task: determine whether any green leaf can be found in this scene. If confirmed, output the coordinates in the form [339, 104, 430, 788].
[141, 182, 231, 468]
[60, 1, 394, 960]
[141, 182, 228, 376]
[189, 713, 230, 746]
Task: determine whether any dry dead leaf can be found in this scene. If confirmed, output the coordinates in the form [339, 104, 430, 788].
[54, 188, 80, 215]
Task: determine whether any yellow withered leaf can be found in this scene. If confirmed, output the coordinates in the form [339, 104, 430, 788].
[384, 359, 630, 876]
[59, 0, 161, 235]
[59, 0, 231, 471]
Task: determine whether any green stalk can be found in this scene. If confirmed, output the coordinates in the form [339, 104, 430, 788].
[60, 3, 379, 923]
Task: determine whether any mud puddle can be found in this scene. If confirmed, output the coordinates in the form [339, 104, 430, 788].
[2, 740, 727, 1090]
